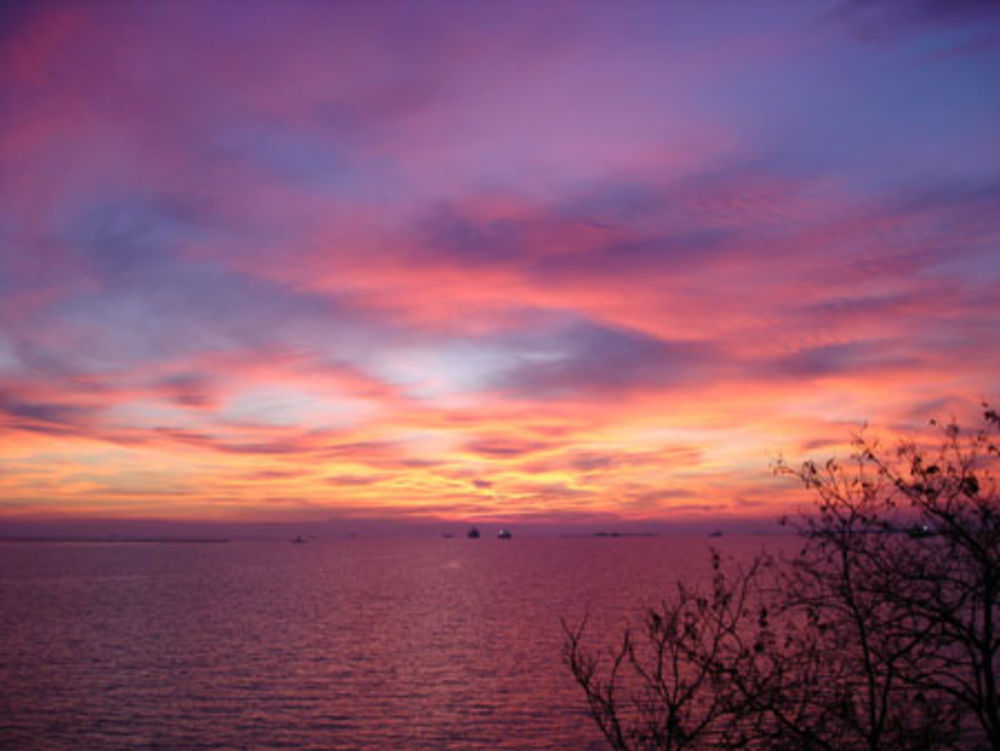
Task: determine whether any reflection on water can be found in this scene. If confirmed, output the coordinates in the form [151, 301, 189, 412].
[0, 534, 788, 749]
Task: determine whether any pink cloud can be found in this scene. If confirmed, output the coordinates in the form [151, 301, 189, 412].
[1, 1, 997, 523]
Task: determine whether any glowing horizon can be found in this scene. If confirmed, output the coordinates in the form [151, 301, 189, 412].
[1, 1, 999, 525]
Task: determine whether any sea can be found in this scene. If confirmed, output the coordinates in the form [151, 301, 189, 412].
[0, 533, 789, 750]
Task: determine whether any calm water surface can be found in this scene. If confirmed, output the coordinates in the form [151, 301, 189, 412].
[0, 534, 787, 749]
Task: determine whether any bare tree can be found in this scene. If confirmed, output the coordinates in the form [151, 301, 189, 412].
[563, 552, 779, 749]
[565, 405, 999, 750]
[779, 406, 1000, 748]
[776, 452, 964, 749]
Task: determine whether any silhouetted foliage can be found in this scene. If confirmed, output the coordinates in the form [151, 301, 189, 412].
[565, 405, 1000, 750]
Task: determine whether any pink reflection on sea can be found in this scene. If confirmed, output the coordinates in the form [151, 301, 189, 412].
[0, 533, 797, 749]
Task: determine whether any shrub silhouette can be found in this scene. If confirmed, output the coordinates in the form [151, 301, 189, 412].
[565, 406, 1000, 750]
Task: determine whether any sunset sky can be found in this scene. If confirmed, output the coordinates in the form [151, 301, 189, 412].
[1, 1, 998, 528]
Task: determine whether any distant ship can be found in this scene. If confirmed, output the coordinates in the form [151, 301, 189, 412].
[497, 528, 513, 540]
[292, 535, 306, 544]
[467, 527, 480, 539]
[708, 530, 724, 538]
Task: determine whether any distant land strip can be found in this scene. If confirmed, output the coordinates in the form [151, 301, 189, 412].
[0, 536, 231, 544]
[560, 532, 659, 538]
